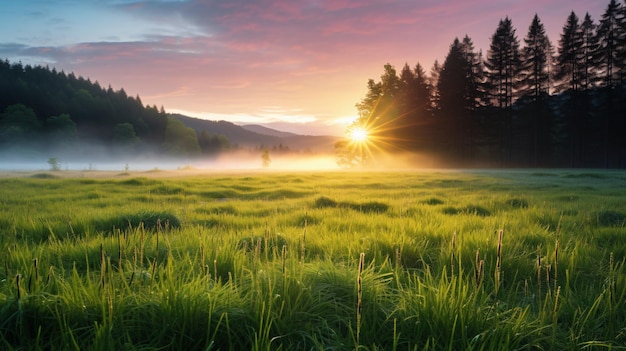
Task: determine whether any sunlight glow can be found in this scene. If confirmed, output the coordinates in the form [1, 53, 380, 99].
[350, 127, 368, 142]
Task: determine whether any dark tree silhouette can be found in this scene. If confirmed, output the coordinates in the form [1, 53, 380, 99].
[521, 14, 553, 98]
[396, 62, 432, 151]
[484, 17, 522, 164]
[556, 12, 583, 92]
[350, 0, 626, 168]
[485, 17, 522, 109]
[428, 60, 442, 115]
[519, 14, 555, 166]
[437, 37, 482, 162]
[595, 0, 625, 167]
[580, 13, 600, 89]
[596, 0, 624, 88]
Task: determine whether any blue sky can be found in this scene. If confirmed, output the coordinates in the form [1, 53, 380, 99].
[0, 0, 611, 135]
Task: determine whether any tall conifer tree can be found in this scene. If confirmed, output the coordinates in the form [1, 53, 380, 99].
[519, 14, 555, 166]
[460, 35, 486, 109]
[485, 17, 522, 108]
[521, 14, 553, 98]
[397, 63, 432, 150]
[437, 37, 482, 161]
[579, 13, 600, 89]
[556, 12, 583, 92]
[484, 17, 521, 164]
[428, 60, 442, 114]
[596, 0, 624, 87]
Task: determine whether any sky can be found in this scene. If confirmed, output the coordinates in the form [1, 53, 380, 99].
[0, 0, 610, 136]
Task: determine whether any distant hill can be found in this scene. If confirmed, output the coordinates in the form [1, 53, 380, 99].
[0, 59, 176, 155]
[241, 125, 299, 138]
[279, 135, 341, 153]
[171, 114, 280, 146]
[0, 59, 341, 157]
[173, 114, 340, 152]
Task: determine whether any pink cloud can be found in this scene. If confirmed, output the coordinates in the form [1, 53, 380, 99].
[2, 0, 611, 135]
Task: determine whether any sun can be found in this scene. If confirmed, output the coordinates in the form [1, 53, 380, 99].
[350, 127, 368, 143]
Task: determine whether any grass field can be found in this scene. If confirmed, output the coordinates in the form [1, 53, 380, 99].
[0, 169, 625, 350]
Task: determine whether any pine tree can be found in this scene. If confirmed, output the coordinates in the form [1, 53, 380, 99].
[556, 12, 582, 92]
[518, 14, 555, 166]
[484, 17, 522, 108]
[594, 0, 626, 167]
[460, 35, 485, 109]
[412, 63, 432, 117]
[397, 63, 417, 147]
[437, 37, 482, 161]
[579, 13, 600, 89]
[521, 14, 553, 98]
[566, 13, 600, 167]
[397, 62, 432, 150]
[428, 60, 442, 113]
[378, 63, 404, 148]
[438, 39, 471, 116]
[618, 0, 626, 85]
[595, 0, 624, 88]
[484, 17, 522, 164]
[399, 62, 416, 119]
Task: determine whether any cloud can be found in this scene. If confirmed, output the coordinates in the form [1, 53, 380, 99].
[1, 0, 610, 136]
[166, 105, 351, 136]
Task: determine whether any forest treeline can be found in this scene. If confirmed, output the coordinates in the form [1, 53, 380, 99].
[350, 0, 626, 168]
[2, 1, 626, 167]
[0, 60, 231, 158]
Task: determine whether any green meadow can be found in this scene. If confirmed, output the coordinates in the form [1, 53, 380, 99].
[0, 170, 625, 350]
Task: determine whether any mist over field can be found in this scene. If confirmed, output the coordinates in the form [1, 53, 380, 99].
[0, 137, 450, 172]
[3, 0, 626, 348]
[0, 142, 174, 171]
[0, 142, 343, 172]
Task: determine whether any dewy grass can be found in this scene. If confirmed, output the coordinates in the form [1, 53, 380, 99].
[0, 170, 625, 350]
[356, 252, 365, 348]
[94, 210, 181, 233]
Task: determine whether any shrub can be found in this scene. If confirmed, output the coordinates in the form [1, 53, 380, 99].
[291, 213, 321, 226]
[237, 234, 287, 253]
[442, 207, 460, 215]
[422, 197, 444, 205]
[596, 210, 625, 227]
[314, 197, 389, 213]
[465, 205, 491, 217]
[30, 173, 58, 179]
[507, 198, 529, 208]
[195, 205, 238, 215]
[119, 177, 159, 186]
[352, 201, 389, 213]
[315, 196, 338, 208]
[95, 211, 181, 232]
[442, 205, 490, 216]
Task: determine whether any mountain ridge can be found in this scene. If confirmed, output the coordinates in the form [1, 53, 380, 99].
[171, 114, 341, 152]
[241, 124, 299, 138]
